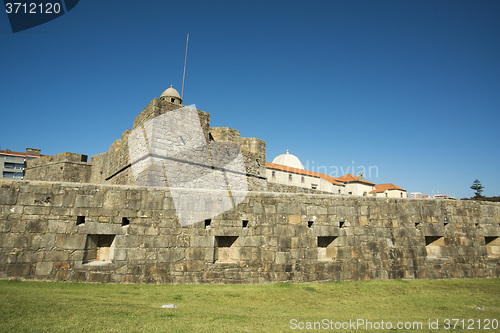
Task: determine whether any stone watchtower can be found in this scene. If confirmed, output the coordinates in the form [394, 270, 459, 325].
[160, 85, 182, 104]
[26, 85, 267, 191]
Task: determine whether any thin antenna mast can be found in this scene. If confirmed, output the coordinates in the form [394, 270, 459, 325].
[181, 33, 189, 100]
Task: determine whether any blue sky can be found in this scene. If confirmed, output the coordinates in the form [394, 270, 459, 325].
[1, 0, 499, 198]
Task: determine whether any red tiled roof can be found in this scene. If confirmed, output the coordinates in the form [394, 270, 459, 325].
[266, 162, 344, 186]
[0, 150, 46, 158]
[370, 183, 406, 193]
[336, 173, 375, 186]
[319, 173, 342, 185]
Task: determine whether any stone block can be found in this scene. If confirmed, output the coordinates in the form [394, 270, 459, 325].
[43, 250, 69, 261]
[103, 191, 126, 209]
[275, 252, 289, 264]
[145, 263, 170, 276]
[113, 248, 127, 261]
[0, 219, 13, 233]
[77, 221, 123, 235]
[88, 272, 111, 283]
[54, 261, 71, 270]
[31, 234, 56, 250]
[0, 186, 18, 205]
[55, 234, 86, 250]
[186, 247, 206, 261]
[10, 234, 31, 248]
[48, 220, 70, 233]
[306, 206, 327, 215]
[127, 248, 146, 261]
[26, 220, 48, 233]
[76, 194, 103, 208]
[158, 248, 185, 263]
[55, 270, 71, 281]
[141, 191, 164, 210]
[264, 205, 276, 214]
[358, 216, 368, 226]
[288, 215, 301, 225]
[71, 271, 87, 282]
[191, 236, 214, 248]
[11, 220, 27, 233]
[0, 234, 14, 248]
[6, 263, 31, 276]
[122, 275, 141, 284]
[35, 262, 53, 275]
[113, 235, 139, 248]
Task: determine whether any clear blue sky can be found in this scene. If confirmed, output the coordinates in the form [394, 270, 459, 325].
[1, 0, 499, 198]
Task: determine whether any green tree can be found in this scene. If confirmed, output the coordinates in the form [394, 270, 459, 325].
[470, 179, 484, 198]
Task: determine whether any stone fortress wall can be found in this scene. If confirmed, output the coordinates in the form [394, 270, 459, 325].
[0, 180, 498, 283]
[4, 88, 499, 283]
[24, 97, 266, 192]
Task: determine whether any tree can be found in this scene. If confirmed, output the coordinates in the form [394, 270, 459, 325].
[470, 179, 484, 198]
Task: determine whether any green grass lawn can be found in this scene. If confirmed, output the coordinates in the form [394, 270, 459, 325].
[0, 278, 498, 332]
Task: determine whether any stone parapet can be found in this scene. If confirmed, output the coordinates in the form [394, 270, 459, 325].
[25, 153, 91, 183]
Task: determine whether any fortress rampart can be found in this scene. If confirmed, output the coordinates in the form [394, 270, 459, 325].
[1, 180, 498, 284]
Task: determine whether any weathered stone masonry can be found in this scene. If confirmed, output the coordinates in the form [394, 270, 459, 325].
[5, 88, 500, 283]
[1, 179, 498, 283]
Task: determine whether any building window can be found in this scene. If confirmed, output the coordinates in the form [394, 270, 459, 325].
[311, 184, 317, 190]
[301, 176, 305, 183]
[363, 192, 367, 196]
[171, 98, 175, 102]
[289, 174, 292, 181]
[348, 192, 352, 195]
[4, 162, 24, 169]
[3, 171, 23, 179]
[272, 171, 276, 179]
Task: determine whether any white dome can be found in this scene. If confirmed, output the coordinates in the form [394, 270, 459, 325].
[160, 85, 181, 99]
[272, 150, 304, 169]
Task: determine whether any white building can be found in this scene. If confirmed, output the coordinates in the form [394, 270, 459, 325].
[0, 148, 43, 179]
[371, 183, 408, 198]
[336, 173, 375, 196]
[267, 150, 408, 198]
[266, 150, 345, 194]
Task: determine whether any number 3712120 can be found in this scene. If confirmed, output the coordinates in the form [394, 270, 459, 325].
[5, 2, 62, 14]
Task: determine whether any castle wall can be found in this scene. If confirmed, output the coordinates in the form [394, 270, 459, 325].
[26, 99, 267, 192]
[89, 130, 133, 185]
[210, 127, 266, 191]
[1, 179, 498, 284]
[133, 98, 211, 143]
[25, 152, 91, 183]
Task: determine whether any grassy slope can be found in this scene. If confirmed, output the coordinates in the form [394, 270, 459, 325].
[0, 278, 498, 332]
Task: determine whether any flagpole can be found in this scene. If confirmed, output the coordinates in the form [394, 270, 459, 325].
[181, 33, 189, 101]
